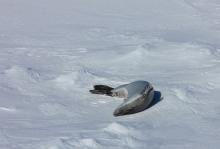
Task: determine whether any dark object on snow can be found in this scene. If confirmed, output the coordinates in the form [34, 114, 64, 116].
[90, 85, 114, 96]
[90, 81, 157, 116]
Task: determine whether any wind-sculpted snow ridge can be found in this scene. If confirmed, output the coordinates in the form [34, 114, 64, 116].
[1, 0, 220, 148]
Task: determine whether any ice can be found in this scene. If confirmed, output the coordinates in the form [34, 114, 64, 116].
[1, 0, 220, 148]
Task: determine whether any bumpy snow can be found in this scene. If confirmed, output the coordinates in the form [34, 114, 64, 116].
[1, 0, 220, 148]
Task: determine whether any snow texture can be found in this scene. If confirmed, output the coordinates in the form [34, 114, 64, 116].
[0, 0, 220, 148]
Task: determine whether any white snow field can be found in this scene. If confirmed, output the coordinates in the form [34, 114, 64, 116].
[1, 0, 220, 148]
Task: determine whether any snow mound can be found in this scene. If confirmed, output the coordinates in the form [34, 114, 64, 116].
[2, 66, 41, 95]
[51, 68, 102, 90]
[81, 40, 217, 77]
[5, 66, 41, 83]
[103, 122, 129, 135]
[52, 73, 78, 90]
[67, 138, 101, 149]
[35, 139, 71, 149]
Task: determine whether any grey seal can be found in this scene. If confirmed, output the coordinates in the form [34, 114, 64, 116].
[90, 81, 155, 116]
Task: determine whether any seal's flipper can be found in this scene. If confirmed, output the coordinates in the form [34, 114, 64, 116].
[90, 89, 113, 96]
[90, 89, 105, 95]
[90, 85, 114, 96]
[94, 85, 113, 91]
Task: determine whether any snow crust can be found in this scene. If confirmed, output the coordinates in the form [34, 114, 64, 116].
[1, 0, 220, 148]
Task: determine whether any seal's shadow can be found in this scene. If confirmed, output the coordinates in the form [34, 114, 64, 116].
[147, 91, 163, 109]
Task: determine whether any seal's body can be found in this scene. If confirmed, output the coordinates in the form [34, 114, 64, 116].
[112, 81, 154, 116]
[90, 81, 154, 116]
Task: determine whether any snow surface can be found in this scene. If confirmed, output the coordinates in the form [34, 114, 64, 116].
[1, 0, 220, 148]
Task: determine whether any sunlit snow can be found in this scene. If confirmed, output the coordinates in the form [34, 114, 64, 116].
[1, 0, 220, 148]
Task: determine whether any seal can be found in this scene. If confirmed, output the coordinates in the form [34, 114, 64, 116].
[90, 80, 155, 116]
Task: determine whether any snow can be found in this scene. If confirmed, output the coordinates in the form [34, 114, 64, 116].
[1, 0, 220, 148]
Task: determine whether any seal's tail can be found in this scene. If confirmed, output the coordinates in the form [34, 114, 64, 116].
[90, 85, 114, 96]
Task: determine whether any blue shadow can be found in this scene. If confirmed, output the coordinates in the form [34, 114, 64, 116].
[147, 91, 163, 109]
